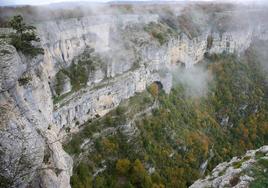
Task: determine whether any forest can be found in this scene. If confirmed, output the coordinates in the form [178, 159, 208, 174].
[65, 41, 268, 188]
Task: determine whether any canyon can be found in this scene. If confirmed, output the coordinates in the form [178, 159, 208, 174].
[0, 4, 268, 188]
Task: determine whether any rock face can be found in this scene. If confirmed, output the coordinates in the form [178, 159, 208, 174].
[0, 12, 268, 188]
[190, 146, 268, 188]
[0, 41, 26, 92]
[36, 15, 159, 77]
[46, 17, 268, 130]
[0, 41, 72, 188]
[53, 65, 172, 129]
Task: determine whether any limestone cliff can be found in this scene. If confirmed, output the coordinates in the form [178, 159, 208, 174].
[0, 11, 268, 188]
[47, 16, 268, 131]
[0, 40, 72, 188]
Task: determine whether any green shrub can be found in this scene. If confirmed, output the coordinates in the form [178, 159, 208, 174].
[94, 176, 106, 188]
[71, 163, 92, 188]
[64, 135, 82, 154]
[255, 151, 265, 160]
[55, 70, 67, 95]
[152, 31, 166, 45]
[207, 35, 213, 49]
[144, 22, 173, 45]
[18, 76, 32, 86]
[258, 158, 268, 168]
[232, 160, 243, 169]
[243, 156, 251, 161]
[0, 175, 12, 188]
[250, 162, 268, 188]
[53, 47, 104, 101]
[116, 106, 126, 116]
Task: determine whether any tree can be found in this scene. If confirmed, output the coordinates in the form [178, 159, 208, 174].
[94, 176, 106, 188]
[130, 159, 152, 188]
[116, 159, 131, 175]
[71, 163, 92, 188]
[9, 15, 44, 57]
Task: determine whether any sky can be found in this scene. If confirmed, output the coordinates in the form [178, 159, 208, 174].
[0, 0, 266, 6]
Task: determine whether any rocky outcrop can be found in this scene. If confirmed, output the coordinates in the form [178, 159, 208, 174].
[30, 125, 73, 188]
[190, 146, 268, 188]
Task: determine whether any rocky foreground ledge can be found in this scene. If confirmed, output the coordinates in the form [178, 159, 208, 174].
[190, 146, 268, 188]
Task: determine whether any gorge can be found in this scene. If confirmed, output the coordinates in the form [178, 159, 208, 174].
[0, 2, 268, 188]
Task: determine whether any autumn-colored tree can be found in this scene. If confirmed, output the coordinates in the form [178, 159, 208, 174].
[186, 132, 210, 157]
[101, 138, 118, 154]
[116, 159, 131, 175]
[130, 159, 152, 188]
[166, 167, 186, 188]
[242, 128, 249, 140]
[248, 123, 257, 141]
[131, 159, 146, 180]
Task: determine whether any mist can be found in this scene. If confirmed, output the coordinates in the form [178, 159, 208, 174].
[1, 0, 268, 96]
[172, 64, 212, 98]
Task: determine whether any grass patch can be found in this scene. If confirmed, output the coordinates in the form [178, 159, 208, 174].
[232, 160, 243, 169]
[243, 156, 251, 161]
[232, 156, 252, 169]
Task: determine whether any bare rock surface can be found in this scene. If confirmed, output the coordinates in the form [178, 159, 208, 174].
[190, 146, 268, 188]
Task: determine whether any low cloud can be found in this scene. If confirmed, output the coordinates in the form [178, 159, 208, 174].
[172, 65, 212, 98]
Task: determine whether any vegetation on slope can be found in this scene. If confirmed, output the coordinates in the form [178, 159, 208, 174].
[8, 15, 44, 57]
[65, 42, 268, 188]
[144, 22, 178, 45]
[53, 47, 105, 102]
